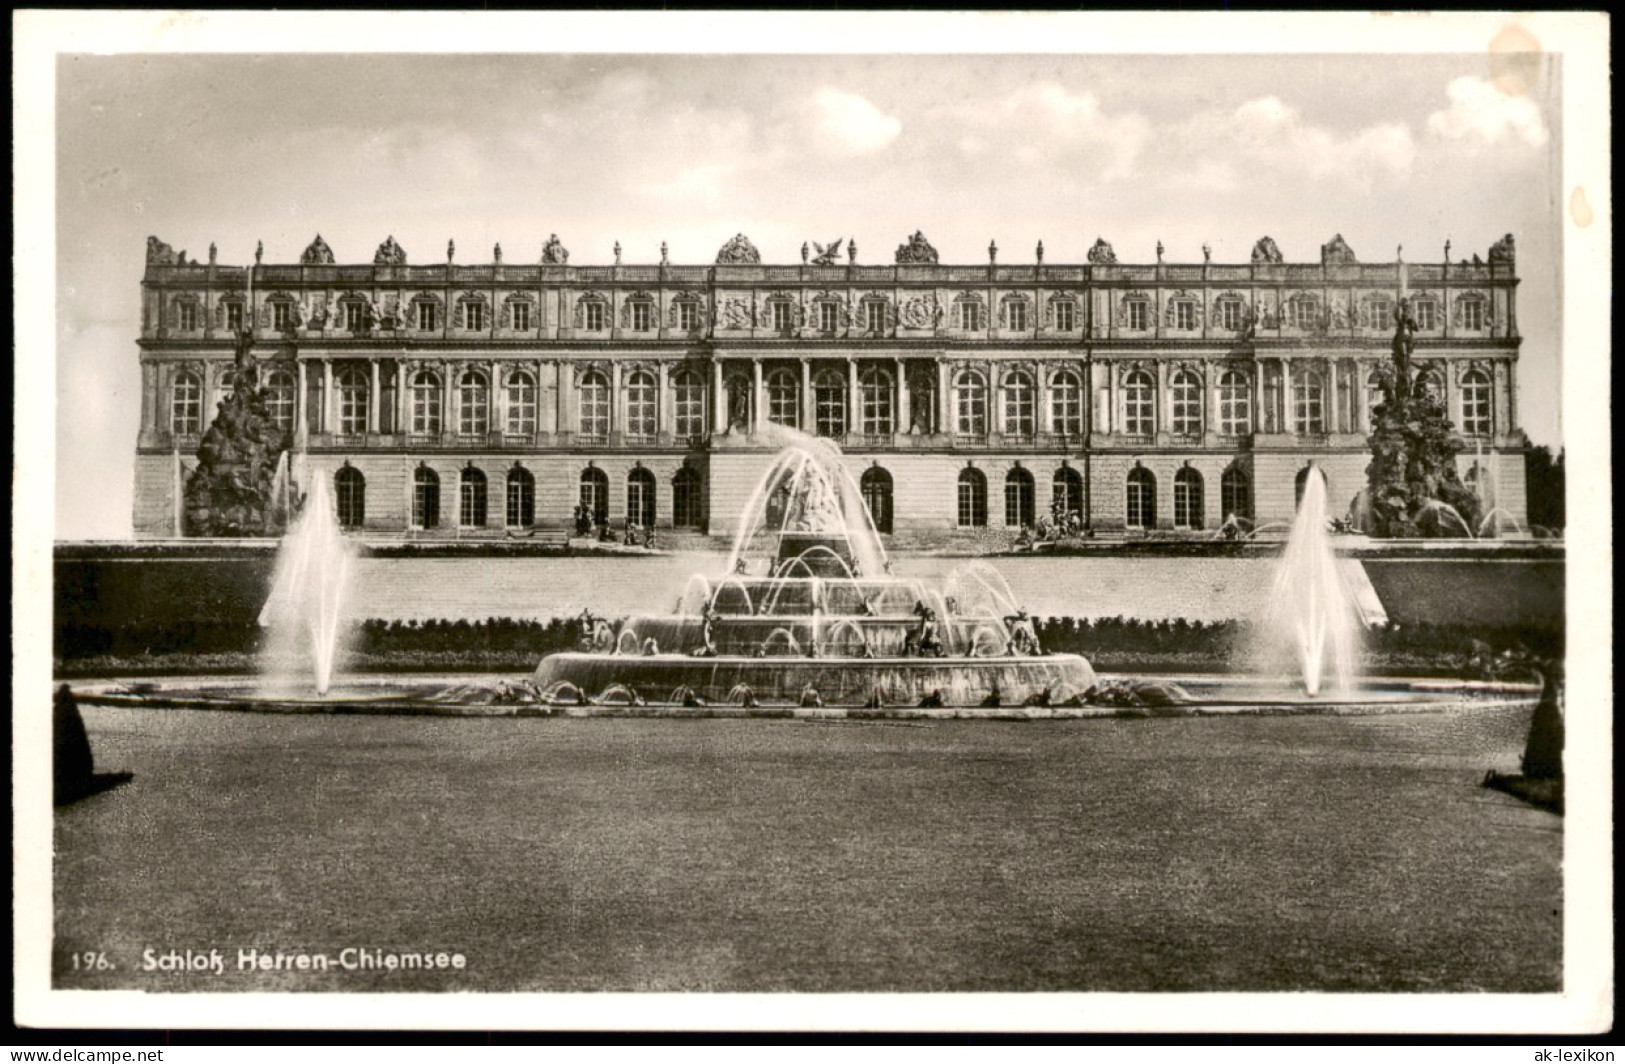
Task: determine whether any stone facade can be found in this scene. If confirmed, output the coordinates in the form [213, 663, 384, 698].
[134, 232, 1528, 540]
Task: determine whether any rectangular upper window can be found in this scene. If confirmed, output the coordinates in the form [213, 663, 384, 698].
[958, 303, 981, 332]
[345, 303, 366, 332]
[177, 303, 199, 331]
[225, 302, 244, 332]
[272, 303, 293, 331]
[818, 302, 839, 333]
[466, 303, 485, 331]
[678, 301, 700, 331]
[631, 302, 653, 331]
[1173, 301, 1196, 330]
[772, 301, 794, 332]
[1006, 302, 1027, 332]
[584, 302, 606, 331]
[417, 303, 437, 332]
[1124, 300, 1148, 331]
[1053, 301, 1076, 332]
[511, 302, 531, 332]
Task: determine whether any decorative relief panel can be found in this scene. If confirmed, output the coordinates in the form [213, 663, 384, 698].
[715, 297, 753, 330]
[898, 294, 942, 329]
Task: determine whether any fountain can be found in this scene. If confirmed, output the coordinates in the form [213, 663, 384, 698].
[257, 469, 355, 696]
[532, 434, 1096, 707]
[1263, 465, 1359, 697]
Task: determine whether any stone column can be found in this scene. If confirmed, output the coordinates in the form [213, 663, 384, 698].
[369, 358, 381, 433]
[440, 361, 453, 437]
[1254, 359, 1265, 434]
[491, 360, 503, 435]
[800, 357, 814, 431]
[1205, 360, 1219, 436]
[848, 358, 861, 436]
[610, 360, 623, 440]
[397, 362, 411, 435]
[895, 358, 910, 436]
[751, 358, 764, 433]
[712, 358, 727, 434]
[322, 360, 334, 436]
[1155, 359, 1168, 435]
[658, 360, 673, 437]
[296, 360, 309, 437]
[937, 361, 952, 434]
[1327, 359, 1339, 434]
[1281, 358, 1294, 435]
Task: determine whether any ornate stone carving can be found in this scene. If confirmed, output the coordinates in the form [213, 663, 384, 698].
[716, 297, 753, 330]
[1328, 295, 1352, 330]
[540, 234, 570, 265]
[894, 231, 939, 265]
[667, 292, 705, 328]
[1211, 291, 1248, 327]
[621, 293, 658, 329]
[1086, 238, 1118, 265]
[998, 294, 1031, 328]
[1163, 290, 1203, 329]
[1044, 294, 1079, 328]
[755, 294, 804, 329]
[1251, 236, 1284, 264]
[573, 292, 609, 329]
[1358, 292, 1397, 329]
[1320, 233, 1358, 265]
[501, 292, 536, 328]
[379, 297, 402, 330]
[1488, 233, 1516, 267]
[1451, 291, 1492, 328]
[858, 294, 894, 331]
[715, 234, 761, 265]
[1254, 292, 1279, 329]
[898, 294, 942, 330]
[809, 238, 844, 266]
[306, 299, 329, 330]
[452, 291, 490, 329]
[374, 236, 407, 266]
[146, 236, 180, 266]
[1114, 290, 1152, 327]
[300, 234, 336, 265]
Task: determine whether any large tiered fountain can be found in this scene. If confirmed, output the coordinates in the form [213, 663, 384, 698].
[533, 435, 1097, 707]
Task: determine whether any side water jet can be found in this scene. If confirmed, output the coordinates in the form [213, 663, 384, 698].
[258, 469, 355, 696]
[1265, 466, 1358, 697]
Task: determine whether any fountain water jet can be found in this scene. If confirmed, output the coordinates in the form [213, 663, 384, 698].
[1264, 466, 1359, 697]
[258, 469, 355, 696]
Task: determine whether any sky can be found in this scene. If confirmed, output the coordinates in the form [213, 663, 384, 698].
[45, 22, 1570, 540]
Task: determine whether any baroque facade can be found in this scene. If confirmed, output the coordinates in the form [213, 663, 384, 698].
[133, 230, 1528, 540]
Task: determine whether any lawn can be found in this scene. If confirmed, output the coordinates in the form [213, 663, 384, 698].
[54, 704, 1560, 992]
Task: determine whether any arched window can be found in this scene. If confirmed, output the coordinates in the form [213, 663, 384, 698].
[505, 466, 535, 528]
[627, 467, 656, 528]
[459, 466, 487, 527]
[1415, 367, 1445, 403]
[1221, 465, 1252, 522]
[673, 467, 703, 529]
[579, 466, 609, 527]
[411, 371, 443, 435]
[1050, 372, 1083, 437]
[264, 369, 296, 434]
[1460, 370, 1492, 436]
[1004, 467, 1035, 528]
[334, 465, 365, 529]
[673, 370, 706, 439]
[957, 467, 987, 528]
[578, 371, 610, 441]
[813, 369, 845, 437]
[767, 368, 800, 429]
[626, 371, 657, 441]
[954, 371, 987, 436]
[1122, 370, 1155, 437]
[458, 371, 489, 437]
[1174, 467, 1204, 530]
[1218, 370, 1251, 436]
[505, 372, 537, 436]
[1292, 370, 1325, 434]
[1002, 372, 1035, 437]
[170, 370, 203, 435]
[336, 366, 369, 435]
[1053, 466, 1083, 520]
[860, 367, 893, 436]
[412, 466, 440, 529]
[860, 466, 893, 534]
[1366, 371, 1387, 429]
[1126, 467, 1156, 529]
[1170, 369, 1202, 436]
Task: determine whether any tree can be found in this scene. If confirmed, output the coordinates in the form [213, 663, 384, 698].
[1525, 445, 1565, 532]
[1364, 299, 1482, 537]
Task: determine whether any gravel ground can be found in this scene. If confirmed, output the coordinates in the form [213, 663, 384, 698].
[54, 703, 1559, 992]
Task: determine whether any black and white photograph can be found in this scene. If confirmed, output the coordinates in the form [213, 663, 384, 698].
[13, 10, 1612, 1036]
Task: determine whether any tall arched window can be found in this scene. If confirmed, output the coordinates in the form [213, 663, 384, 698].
[767, 368, 800, 429]
[1218, 370, 1251, 436]
[627, 467, 656, 527]
[334, 465, 365, 529]
[412, 466, 440, 529]
[336, 366, 369, 435]
[578, 371, 610, 441]
[505, 466, 535, 528]
[458, 371, 489, 437]
[1220, 465, 1252, 522]
[673, 467, 703, 529]
[1053, 466, 1083, 519]
[411, 371, 443, 435]
[264, 368, 296, 434]
[1122, 370, 1155, 436]
[1174, 467, 1204, 530]
[954, 371, 987, 436]
[1170, 369, 1202, 436]
[1366, 371, 1387, 430]
[579, 466, 609, 526]
[459, 466, 487, 527]
[1050, 372, 1083, 437]
[1002, 372, 1035, 437]
[673, 370, 706, 439]
[1004, 467, 1035, 528]
[860, 466, 893, 534]
[957, 467, 987, 528]
[1459, 369, 1492, 436]
[170, 370, 203, 435]
[626, 371, 657, 441]
[813, 369, 845, 437]
[1415, 367, 1445, 403]
[1292, 370, 1325, 434]
[505, 372, 537, 436]
[860, 367, 893, 436]
[1126, 467, 1156, 529]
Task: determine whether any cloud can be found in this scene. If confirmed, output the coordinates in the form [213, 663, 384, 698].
[805, 87, 902, 156]
[1427, 75, 1549, 147]
[927, 82, 1148, 183]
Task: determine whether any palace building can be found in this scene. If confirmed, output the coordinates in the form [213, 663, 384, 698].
[132, 229, 1528, 541]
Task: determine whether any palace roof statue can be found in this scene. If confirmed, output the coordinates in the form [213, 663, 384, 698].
[894, 231, 939, 265]
[1489, 232, 1516, 267]
[540, 234, 569, 265]
[1320, 233, 1358, 265]
[1251, 236, 1284, 264]
[715, 233, 761, 265]
[1086, 238, 1117, 265]
[300, 234, 336, 265]
[373, 235, 407, 266]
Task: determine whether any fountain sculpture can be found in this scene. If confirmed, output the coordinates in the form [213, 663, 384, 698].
[1264, 465, 1359, 696]
[258, 469, 355, 696]
[533, 434, 1096, 706]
